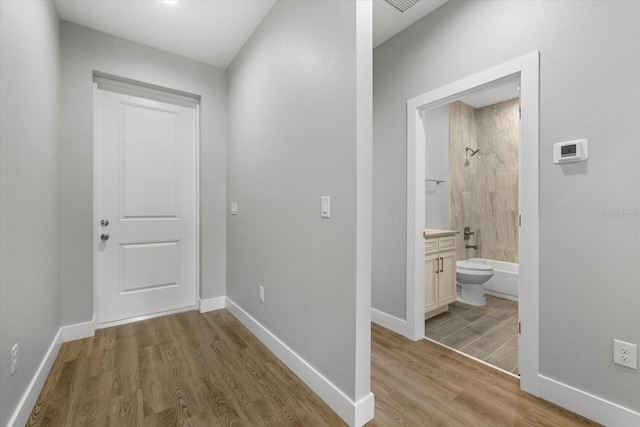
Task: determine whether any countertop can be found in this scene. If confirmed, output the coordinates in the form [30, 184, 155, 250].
[424, 228, 458, 238]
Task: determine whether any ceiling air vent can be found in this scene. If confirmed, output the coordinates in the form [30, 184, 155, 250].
[383, 0, 422, 14]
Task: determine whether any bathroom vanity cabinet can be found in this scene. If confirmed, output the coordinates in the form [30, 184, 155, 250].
[424, 233, 457, 320]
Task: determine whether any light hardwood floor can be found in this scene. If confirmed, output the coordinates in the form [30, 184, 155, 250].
[28, 309, 599, 426]
[369, 323, 599, 426]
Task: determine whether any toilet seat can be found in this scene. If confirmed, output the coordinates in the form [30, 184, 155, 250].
[456, 260, 493, 272]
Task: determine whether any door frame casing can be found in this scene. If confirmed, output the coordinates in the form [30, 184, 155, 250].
[92, 76, 201, 329]
[405, 51, 540, 395]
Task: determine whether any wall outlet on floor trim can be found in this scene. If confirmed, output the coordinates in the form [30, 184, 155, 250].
[613, 339, 637, 369]
[11, 343, 18, 375]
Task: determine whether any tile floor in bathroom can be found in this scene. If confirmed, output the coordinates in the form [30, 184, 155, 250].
[424, 295, 519, 374]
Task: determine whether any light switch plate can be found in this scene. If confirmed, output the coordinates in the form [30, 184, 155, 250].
[11, 343, 18, 375]
[321, 196, 330, 218]
[231, 202, 238, 215]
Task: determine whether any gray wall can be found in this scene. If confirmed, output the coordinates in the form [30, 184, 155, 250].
[421, 105, 449, 229]
[373, 0, 640, 412]
[227, 0, 370, 401]
[60, 22, 227, 325]
[0, 1, 61, 424]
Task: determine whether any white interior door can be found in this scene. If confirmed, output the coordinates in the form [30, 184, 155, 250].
[96, 86, 197, 326]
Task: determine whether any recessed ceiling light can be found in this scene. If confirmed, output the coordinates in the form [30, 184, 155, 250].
[163, 0, 179, 5]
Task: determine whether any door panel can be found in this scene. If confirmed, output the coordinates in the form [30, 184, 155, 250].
[438, 252, 456, 306]
[424, 254, 438, 313]
[96, 87, 197, 325]
[119, 241, 180, 293]
[121, 104, 179, 219]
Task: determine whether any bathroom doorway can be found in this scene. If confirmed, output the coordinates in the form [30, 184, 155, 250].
[405, 52, 540, 395]
[423, 89, 520, 375]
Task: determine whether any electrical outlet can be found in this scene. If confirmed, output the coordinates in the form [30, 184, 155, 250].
[259, 286, 264, 303]
[613, 339, 637, 369]
[11, 343, 18, 375]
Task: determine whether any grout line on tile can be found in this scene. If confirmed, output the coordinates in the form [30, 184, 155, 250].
[460, 316, 515, 353]
[427, 297, 519, 372]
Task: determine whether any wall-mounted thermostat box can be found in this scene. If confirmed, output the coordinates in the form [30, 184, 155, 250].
[553, 139, 588, 164]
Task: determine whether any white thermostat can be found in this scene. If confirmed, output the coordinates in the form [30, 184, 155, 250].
[553, 139, 588, 164]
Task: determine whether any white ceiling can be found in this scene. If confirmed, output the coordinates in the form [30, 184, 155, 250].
[54, 0, 277, 69]
[54, 0, 448, 70]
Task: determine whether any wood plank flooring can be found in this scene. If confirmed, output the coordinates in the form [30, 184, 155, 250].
[425, 296, 519, 374]
[369, 323, 599, 427]
[28, 309, 599, 426]
[27, 310, 344, 426]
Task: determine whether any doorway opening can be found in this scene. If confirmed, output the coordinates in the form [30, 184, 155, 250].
[422, 85, 520, 375]
[405, 52, 539, 395]
[93, 75, 201, 329]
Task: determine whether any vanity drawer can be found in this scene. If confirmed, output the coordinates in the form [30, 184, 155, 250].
[438, 236, 456, 251]
[424, 238, 438, 254]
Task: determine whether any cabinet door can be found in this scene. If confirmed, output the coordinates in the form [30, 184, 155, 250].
[424, 254, 439, 313]
[438, 251, 456, 306]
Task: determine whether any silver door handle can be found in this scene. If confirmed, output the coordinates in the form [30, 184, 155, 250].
[435, 257, 439, 273]
[100, 233, 110, 241]
[440, 257, 444, 273]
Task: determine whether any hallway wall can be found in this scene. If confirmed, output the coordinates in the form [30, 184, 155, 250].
[227, 0, 372, 420]
[0, 1, 61, 424]
[373, 0, 640, 415]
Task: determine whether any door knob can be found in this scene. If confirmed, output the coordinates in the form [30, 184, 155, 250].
[100, 233, 110, 241]
[100, 219, 109, 227]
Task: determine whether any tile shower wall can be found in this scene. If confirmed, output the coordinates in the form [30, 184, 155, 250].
[449, 99, 519, 263]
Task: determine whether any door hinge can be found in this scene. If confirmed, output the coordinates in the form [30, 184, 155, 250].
[518, 322, 521, 334]
[519, 214, 522, 227]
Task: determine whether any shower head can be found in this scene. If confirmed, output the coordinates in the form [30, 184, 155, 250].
[466, 147, 480, 156]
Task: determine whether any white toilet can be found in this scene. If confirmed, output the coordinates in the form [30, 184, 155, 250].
[456, 259, 495, 306]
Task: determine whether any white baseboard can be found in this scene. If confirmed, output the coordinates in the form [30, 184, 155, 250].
[7, 328, 63, 427]
[539, 374, 640, 426]
[371, 308, 411, 339]
[7, 317, 99, 427]
[226, 297, 374, 427]
[198, 296, 226, 313]
[353, 392, 375, 427]
[62, 316, 96, 342]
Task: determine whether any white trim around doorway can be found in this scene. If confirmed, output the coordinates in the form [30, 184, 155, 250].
[405, 51, 540, 396]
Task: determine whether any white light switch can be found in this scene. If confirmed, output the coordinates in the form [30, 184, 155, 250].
[231, 202, 238, 215]
[321, 196, 330, 218]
